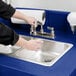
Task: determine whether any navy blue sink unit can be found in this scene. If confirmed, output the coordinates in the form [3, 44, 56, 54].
[0, 8, 76, 76]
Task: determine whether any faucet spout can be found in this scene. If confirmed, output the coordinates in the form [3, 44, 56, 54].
[30, 20, 38, 35]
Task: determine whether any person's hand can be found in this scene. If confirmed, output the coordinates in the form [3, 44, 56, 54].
[25, 16, 37, 26]
[15, 37, 43, 51]
[25, 39, 43, 51]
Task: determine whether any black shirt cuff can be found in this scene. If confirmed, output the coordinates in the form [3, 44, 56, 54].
[0, 0, 16, 19]
[11, 31, 19, 45]
[0, 23, 19, 45]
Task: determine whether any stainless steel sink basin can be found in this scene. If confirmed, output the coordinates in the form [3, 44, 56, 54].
[8, 35, 73, 67]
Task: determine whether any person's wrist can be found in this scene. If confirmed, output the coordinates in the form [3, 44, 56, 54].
[15, 37, 28, 48]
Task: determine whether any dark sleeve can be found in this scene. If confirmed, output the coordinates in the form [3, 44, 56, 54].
[0, 0, 16, 19]
[0, 23, 19, 45]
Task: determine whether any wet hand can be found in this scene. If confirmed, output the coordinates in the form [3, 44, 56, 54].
[25, 39, 43, 51]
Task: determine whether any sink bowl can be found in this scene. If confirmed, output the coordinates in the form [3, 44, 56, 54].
[8, 35, 73, 67]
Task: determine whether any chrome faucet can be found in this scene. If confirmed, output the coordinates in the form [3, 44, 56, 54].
[30, 12, 55, 39]
[30, 20, 38, 35]
[30, 22, 55, 39]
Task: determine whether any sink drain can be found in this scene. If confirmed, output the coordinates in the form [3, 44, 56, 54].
[44, 59, 52, 62]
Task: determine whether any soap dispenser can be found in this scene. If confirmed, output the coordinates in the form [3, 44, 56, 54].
[67, 12, 76, 34]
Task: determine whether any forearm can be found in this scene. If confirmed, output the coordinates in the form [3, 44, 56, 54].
[12, 10, 28, 22]
[12, 10, 36, 25]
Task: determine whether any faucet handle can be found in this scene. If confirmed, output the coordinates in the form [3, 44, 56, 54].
[47, 27, 55, 39]
[37, 21, 42, 25]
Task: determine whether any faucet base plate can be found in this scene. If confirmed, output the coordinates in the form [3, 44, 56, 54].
[31, 31, 55, 39]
